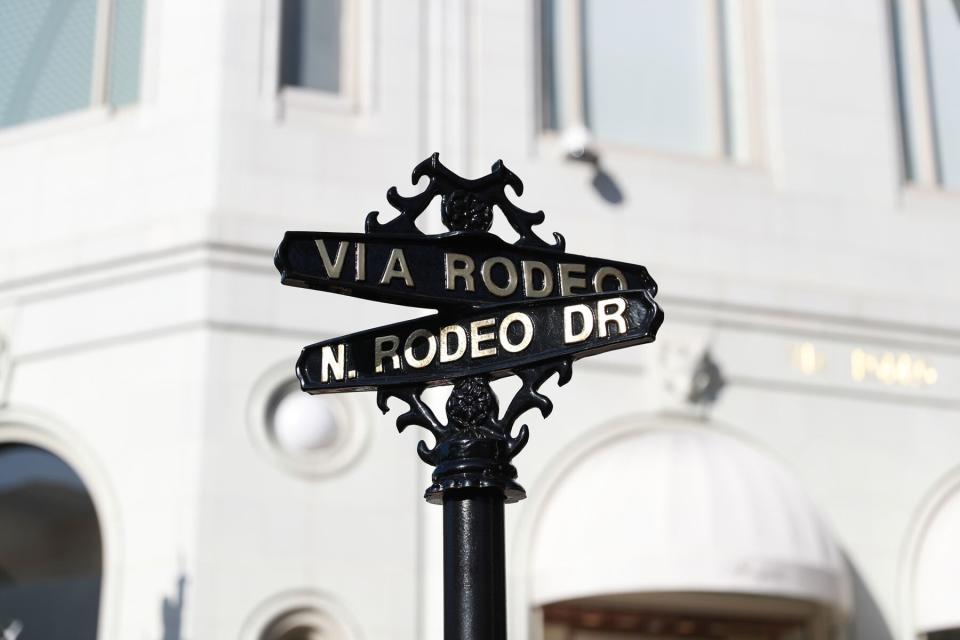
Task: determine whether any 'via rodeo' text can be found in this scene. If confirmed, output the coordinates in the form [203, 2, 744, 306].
[274, 233, 658, 309]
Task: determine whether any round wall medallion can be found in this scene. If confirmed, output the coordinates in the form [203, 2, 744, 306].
[260, 607, 347, 640]
[241, 590, 358, 640]
[248, 362, 368, 478]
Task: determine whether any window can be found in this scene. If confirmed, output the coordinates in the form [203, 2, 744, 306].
[279, 0, 348, 96]
[540, 0, 757, 162]
[0, 444, 102, 640]
[543, 600, 817, 640]
[0, 0, 145, 130]
[893, 0, 960, 189]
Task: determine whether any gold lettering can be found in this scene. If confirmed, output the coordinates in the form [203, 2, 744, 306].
[591, 266, 627, 293]
[597, 298, 627, 337]
[522, 260, 553, 298]
[320, 344, 346, 382]
[445, 253, 476, 291]
[374, 335, 401, 373]
[355, 242, 366, 281]
[481, 257, 518, 297]
[470, 318, 497, 358]
[380, 248, 415, 287]
[315, 240, 350, 279]
[404, 329, 437, 369]
[563, 304, 593, 343]
[499, 312, 534, 353]
[559, 263, 587, 296]
[440, 325, 467, 363]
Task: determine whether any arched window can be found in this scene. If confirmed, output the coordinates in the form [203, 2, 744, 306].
[0, 444, 102, 640]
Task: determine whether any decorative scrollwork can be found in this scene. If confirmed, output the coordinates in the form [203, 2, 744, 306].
[376, 359, 573, 503]
[365, 153, 566, 251]
[364, 155, 589, 502]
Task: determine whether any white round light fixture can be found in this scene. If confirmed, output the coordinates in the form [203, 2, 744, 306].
[271, 390, 340, 453]
[248, 363, 368, 479]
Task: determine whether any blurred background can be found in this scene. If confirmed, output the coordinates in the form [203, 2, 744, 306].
[1, 0, 959, 638]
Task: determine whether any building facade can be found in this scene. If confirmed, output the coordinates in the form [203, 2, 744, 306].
[1, 1, 960, 639]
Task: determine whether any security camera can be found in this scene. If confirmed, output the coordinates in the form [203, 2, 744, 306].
[562, 125, 598, 164]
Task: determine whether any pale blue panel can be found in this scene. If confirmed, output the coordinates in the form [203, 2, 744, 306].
[0, 0, 97, 128]
[540, 0, 562, 130]
[582, 0, 715, 155]
[280, 0, 342, 93]
[891, 0, 917, 181]
[924, 0, 960, 188]
[108, 0, 145, 106]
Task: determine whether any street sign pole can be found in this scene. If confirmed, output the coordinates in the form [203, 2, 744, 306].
[445, 483, 506, 637]
[275, 154, 663, 639]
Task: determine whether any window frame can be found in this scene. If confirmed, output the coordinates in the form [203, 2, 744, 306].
[535, 0, 763, 165]
[91, 0, 116, 106]
[261, 0, 361, 119]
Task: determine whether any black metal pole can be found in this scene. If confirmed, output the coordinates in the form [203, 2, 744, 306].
[443, 487, 507, 640]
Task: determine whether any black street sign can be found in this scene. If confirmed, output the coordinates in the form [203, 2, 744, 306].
[276, 231, 658, 310]
[297, 289, 662, 392]
[276, 153, 664, 640]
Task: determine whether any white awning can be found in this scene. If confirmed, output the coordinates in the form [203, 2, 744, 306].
[915, 485, 960, 634]
[529, 425, 852, 614]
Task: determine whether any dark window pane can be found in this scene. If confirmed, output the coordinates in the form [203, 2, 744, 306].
[0, 444, 102, 640]
[280, 0, 342, 93]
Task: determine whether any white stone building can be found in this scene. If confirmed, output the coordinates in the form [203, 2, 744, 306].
[1, 1, 959, 639]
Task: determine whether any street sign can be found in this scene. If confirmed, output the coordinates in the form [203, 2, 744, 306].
[276, 156, 663, 393]
[276, 231, 658, 310]
[276, 153, 664, 640]
[297, 289, 660, 392]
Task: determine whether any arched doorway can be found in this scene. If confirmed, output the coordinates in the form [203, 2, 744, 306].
[0, 443, 103, 639]
[527, 423, 851, 640]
